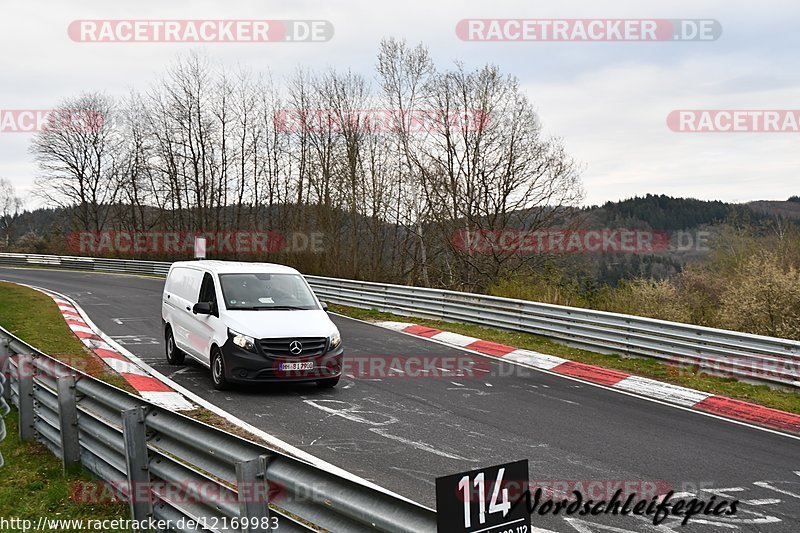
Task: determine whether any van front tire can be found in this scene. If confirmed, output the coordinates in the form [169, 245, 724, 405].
[316, 376, 340, 388]
[165, 327, 185, 365]
[211, 347, 229, 390]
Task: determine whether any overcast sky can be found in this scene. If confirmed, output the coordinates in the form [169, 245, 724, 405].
[2, 0, 799, 209]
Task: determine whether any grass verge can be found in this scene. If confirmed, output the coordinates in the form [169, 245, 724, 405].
[0, 409, 132, 530]
[330, 304, 800, 415]
[0, 282, 133, 392]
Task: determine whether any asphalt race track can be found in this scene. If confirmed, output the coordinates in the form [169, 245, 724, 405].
[2, 267, 799, 533]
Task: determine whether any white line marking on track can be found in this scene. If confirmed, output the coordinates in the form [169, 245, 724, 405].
[677, 519, 738, 529]
[744, 498, 781, 505]
[666, 491, 696, 499]
[168, 367, 191, 378]
[303, 399, 398, 426]
[704, 487, 746, 494]
[389, 466, 437, 486]
[111, 317, 151, 324]
[754, 481, 800, 498]
[368, 427, 477, 461]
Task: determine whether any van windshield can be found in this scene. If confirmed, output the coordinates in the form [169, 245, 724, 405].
[219, 273, 319, 311]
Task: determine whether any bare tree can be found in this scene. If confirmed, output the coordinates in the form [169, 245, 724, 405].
[414, 63, 583, 288]
[31, 92, 122, 231]
[29, 46, 584, 288]
[377, 38, 436, 285]
[254, 72, 292, 230]
[314, 69, 374, 277]
[0, 178, 22, 247]
[113, 91, 168, 236]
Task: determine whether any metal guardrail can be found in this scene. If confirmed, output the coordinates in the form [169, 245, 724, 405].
[0, 339, 8, 468]
[0, 252, 798, 388]
[0, 324, 436, 532]
[0, 253, 172, 276]
[308, 277, 800, 388]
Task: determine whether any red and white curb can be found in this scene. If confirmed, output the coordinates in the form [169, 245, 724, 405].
[40, 289, 194, 411]
[375, 321, 800, 436]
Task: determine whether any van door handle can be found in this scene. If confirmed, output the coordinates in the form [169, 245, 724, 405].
[185, 306, 191, 311]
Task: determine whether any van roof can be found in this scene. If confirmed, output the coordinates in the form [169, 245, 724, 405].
[170, 260, 301, 275]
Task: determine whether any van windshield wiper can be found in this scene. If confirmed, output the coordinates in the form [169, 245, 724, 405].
[229, 305, 310, 310]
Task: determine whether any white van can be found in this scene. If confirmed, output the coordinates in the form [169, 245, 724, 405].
[161, 260, 343, 390]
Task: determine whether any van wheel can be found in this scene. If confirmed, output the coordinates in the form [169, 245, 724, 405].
[165, 327, 185, 365]
[316, 376, 340, 388]
[211, 347, 229, 390]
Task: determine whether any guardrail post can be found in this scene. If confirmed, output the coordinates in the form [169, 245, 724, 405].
[17, 354, 34, 441]
[122, 406, 153, 531]
[0, 339, 10, 402]
[235, 455, 271, 532]
[57, 375, 81, 473]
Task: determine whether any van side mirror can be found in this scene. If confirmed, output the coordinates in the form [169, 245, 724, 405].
[321, 302, 329, 312]
[193, 302, 213, 315]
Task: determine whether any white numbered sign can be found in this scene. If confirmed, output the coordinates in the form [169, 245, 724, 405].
[436, 460, 530, 533]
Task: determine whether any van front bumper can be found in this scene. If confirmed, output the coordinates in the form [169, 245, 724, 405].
[220, 339, 343, 383]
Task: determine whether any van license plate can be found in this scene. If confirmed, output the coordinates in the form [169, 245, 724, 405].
[280, 362, 314, 371]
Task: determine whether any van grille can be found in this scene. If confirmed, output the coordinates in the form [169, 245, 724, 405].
[258, 337, 328, 358]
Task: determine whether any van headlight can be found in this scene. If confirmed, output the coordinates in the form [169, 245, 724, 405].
[329, 332, 342, 350]
[229, 329, 256, 352]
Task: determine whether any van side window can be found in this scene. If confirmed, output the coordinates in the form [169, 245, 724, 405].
[199, 273, 218, 314]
